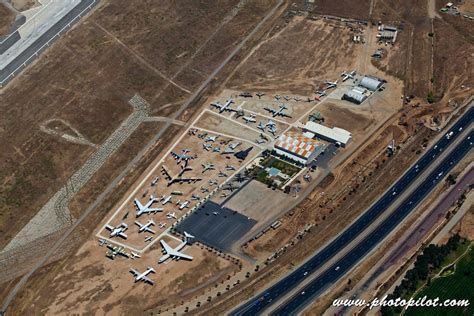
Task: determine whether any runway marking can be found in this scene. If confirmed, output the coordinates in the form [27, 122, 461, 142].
[93, 21, 191, 95]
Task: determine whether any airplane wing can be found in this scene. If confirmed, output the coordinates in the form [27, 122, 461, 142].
[134, 199, 143, 210]
[142, 276, 154, 285]
[130, 269, 140, 277]
[119, 232, 128, 239]
[105, 224, 114, 231]
[161, 166, 172, 181]
[142, 208, 163, 214]
[145, 227, 155, 234]
[171, 250, 193, 261]
[160, 240, 174, 254]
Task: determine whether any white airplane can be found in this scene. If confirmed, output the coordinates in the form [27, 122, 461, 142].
[212, 146, 221, 153]
[341, 70, 356, 82]
[213, 211, 219, 215]
[218, 171, 228, 178]
[134, 196, 163, 217]
[210, 98, 235, 113]
[150, 176, 160, 186]
[203, 143, 212, 151]
[144, 236, 153, 242]
[257, 122, 266, 131]
[205, 135, 218, 142]
[130, 252, 141, 259]
[324, 80, 338, 89]
[226, 165, 236, 171]
[135, 219, 156, 234]
[105, 223, 128, 239]
[130, 267, 155, 285]
[191, 194, 200, 201]
[171, 149, 197, 164]
[316, 89, 327, 97]
[264, 104, 291, 118]
[222, 142, 241, 155]
[209, 179, 218, 186]
[177, 200, 190, 210]
[242, 114, 256, 124]
[159, 222, 166, 229]
[229, 142, 241, 150]
[160, 195, 172, 205]
[159, 232, 194, 263]
[167, 212, 177, 219]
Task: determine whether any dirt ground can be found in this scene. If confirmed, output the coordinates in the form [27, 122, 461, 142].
[0, 3, 14, 35]
[8, 235, 237, 314]
[457, 203, 474, 241]
[11, 0, 38, 11]
[459, 0, 474, 14]
[227, 17, 364, 95]
[0, 0, 275, 251]
[303, 0, 372, 20]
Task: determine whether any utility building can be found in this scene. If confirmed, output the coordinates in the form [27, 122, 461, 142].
[342, 88, 368, 104]
[274, 132, 326, 166]
[360, 75, 384, 91]
[303, 121, 352, 147]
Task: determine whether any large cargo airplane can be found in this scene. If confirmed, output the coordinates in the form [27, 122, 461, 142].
[159, 232, 194, 263]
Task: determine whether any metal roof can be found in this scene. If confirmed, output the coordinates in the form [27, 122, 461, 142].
[303, 121, 352, 145]
[275, 132, 325, 159]
[344, 89, 367, 103]
[360, 76, 383, 91]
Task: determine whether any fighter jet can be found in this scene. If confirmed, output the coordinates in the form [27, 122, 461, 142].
[106, 244, 129, 259]
[201, 163, 215, 173]
[222, 182, 239, 192]
[293, 96, 302, 102]
[212, 146, 221, 153]
[98, 239, 108, 246]
[144, 236, 153, 243]
[209, 179, 219, 186]
[159, 232, 194, 263]
[274, 95, 281, 100]
[171, 149, 197, 164]
[160, 195, 172, 205]
[264, 104, 291, 118]
[161, 162, 202, 186]
[134, 196, 163, 217]
[324, 80, 338, 89]
[167, 212, 177, 219]
[257, 121, 266, 131]
[105, 223, 128, 239]
[200, 186, 209, 193]
[197, 132, 208, 139]
[259, 133, 269, 141]
[159, 222, 166, 229]
[203, 143, 212, 151]
[130, 267, 155, 285]
[177, 200, 190, 210]
[226, 165, 236, 171]
[341, 70, 356, 82]
[222, 142, 241, 155]
[150, 176, 160, 187]
[210, 98, 235, 113]
[135, 219, 156, 234]
[191, 194, 200, 201]
[283, 95, 291, 101]
[205, 135, 219, 142]
[220, 193, 229, 198]
[218, 171, 228, 178]
[267, 124, 277, 136]
[242, 114, 256, 124]
[256, 92, 265, 99]
[316, 89, 327, 97]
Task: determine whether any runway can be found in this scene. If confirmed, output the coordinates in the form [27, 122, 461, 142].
[0, 0, 99, 88]
[231, 107, 473, 315]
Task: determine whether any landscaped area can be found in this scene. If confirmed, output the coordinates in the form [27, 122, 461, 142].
[251, 156, 301, 189]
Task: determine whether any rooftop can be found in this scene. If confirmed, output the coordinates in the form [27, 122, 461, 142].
[275, 132, 326, 159]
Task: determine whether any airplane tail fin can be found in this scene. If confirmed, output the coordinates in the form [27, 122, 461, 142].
[184, 231, 195, 239]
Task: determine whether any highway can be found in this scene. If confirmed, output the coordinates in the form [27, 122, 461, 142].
[0, 0, 99, 87]
[231, 107, 473, 315]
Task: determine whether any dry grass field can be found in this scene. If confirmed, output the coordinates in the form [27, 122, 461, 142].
[0, 3, 14, 35]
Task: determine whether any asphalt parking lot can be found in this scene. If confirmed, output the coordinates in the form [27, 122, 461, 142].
[175, 201, 257, 251]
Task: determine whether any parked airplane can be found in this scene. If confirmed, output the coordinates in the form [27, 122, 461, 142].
[226, 165, 236, 171]
[159, 232, 194, 263]
[293, 96, 302, 102]
[259, 133, 269, 141]
[341, 70, 356, 82]
[218, 171, 228, 177]
[200, 186, 209, 193]
[210, 98, 235, 113]
[324, 80, 338, 89]
[160, 195, 172, 205]
[220, 193, 229, 198]
[105, 223, 128, 239]
[159, 222, 166, 229]
[171, 149, 197, 164]
[257, 122, 266, 131]
[205, 135, 218, 142]
[264, 104, 291, 118]
[167, 212, 177, 219]
[203, 143, 212, 151]
[98, 238, 108, 246]
[106, 244, 129, 259]
[274, 95, 281, 100]
[222, 182, 239, 192]
[222, 142, 241, 155]
[316, 89, 327, 97]
[283, 95, 291, 101]
[191, 194, 200, 201]
[177, 200, 190, 210]
[256, 138, 265, 144]
[130, 267, 155, 285]
[242, 114, 256, 124]
[135, 219, 155, 234]
[130, 252, 141, 259]
[213, 146, 221, 153]
[161, 162, 202, 186]
[256, 92, 265, 99]
[268, 124, 277, 136]
[209, 179, 218, 186]
[144, 236, 153, 242]
[134, 196, 163, 217]
[213, 211, 219, 215]
[201, 163, 215, 173]
[150, 176, 160, 186]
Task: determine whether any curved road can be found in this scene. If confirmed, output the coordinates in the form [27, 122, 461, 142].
[231, 107, 473, 315]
